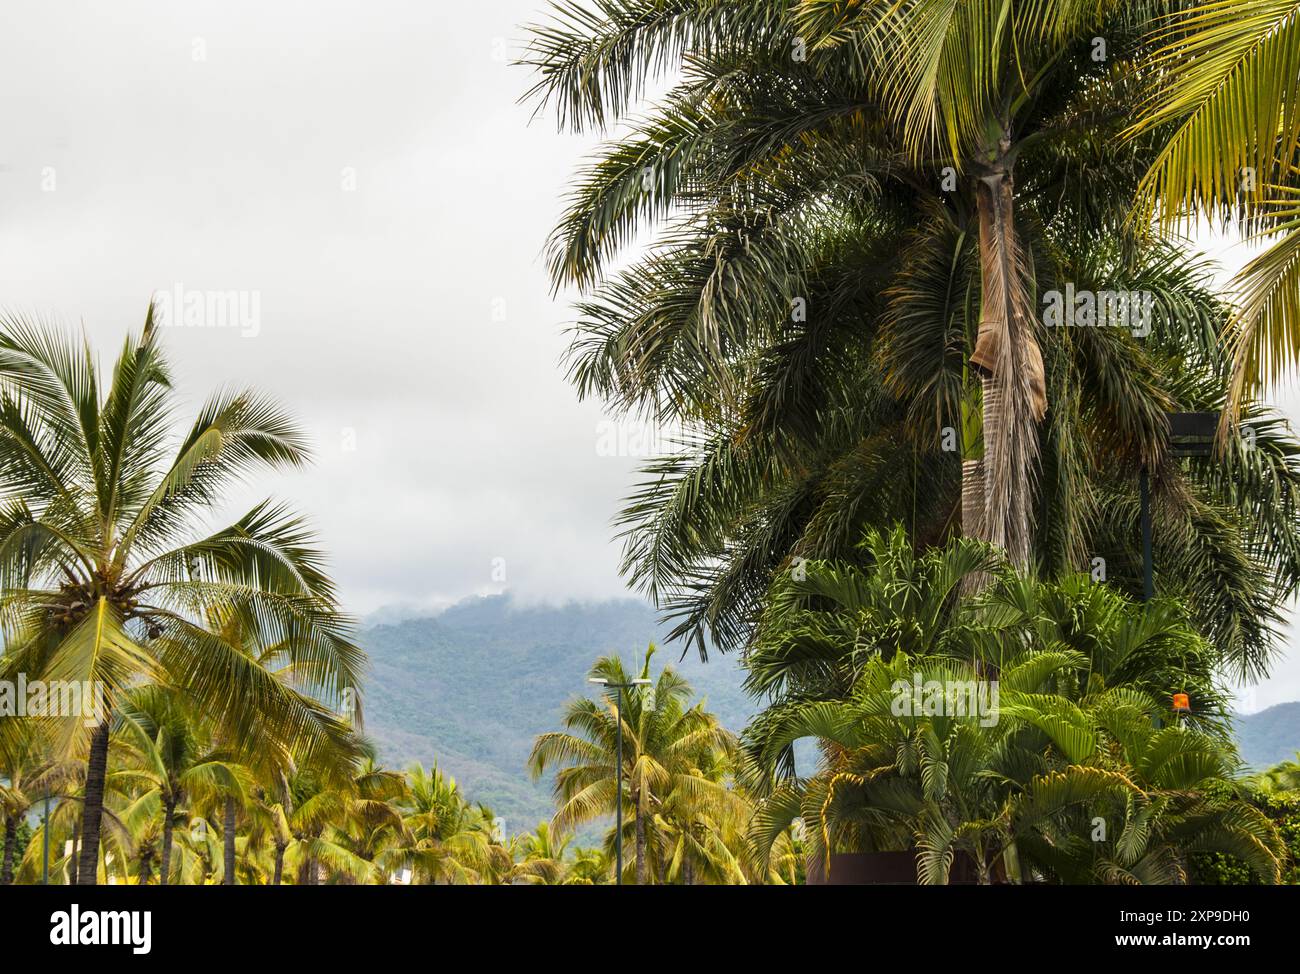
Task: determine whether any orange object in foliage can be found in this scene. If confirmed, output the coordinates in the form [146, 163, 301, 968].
[1172, 693, 1190, 712]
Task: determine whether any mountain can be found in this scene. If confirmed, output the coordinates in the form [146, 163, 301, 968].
[359, 595, 752, 832]
[359, 595, 1300, 832]
[1234, 702, 1300, 771]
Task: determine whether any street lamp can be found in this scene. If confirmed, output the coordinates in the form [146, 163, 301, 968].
[42, 790, 51, 885]
[1140, 411, 1219, 602]
[588, 675, 652, 885]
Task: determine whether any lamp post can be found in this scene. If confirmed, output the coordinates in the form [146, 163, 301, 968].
[588, 675, 652, 885]
[42, 790, 50, 885]
[1140, 411, 1219, 602]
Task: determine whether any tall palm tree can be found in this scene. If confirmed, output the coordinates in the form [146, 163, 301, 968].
[522, 2, 1300, 677]
[528, 648, 735, 883]
[0, 308, 363, 883]
[524, 0, 1177, 567]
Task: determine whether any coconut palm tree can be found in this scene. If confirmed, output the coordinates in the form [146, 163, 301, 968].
[0, 308, 364, 882]
[392, 762, 500, 884]
[563, 844, 613, 884]
[0, 722, 73, 884]
[528, 647, 736, 883]
[512, 821, 571, 885]
[109, 686, 248, 884]
[277, 753, 406, 885]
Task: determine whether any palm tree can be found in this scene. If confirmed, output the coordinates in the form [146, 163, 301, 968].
[522, 3, 1300, 679]
[0, 722, 72, 884]
[528, 648, 735, 883]
[110, 686, 247, 884]
[512, 821, 571, 885]
[1247, 754, 1300, 796]
[394, 762, 501, 884]
[563, 844, 612, 885]
[743, 526, 1234, 779]
[1131, 1, 1300, 417]
[0, 308, 363, 883]
[750, 648, 1284, 884]
[276, 757, 403, 885]
[745, 528, 1283, 882]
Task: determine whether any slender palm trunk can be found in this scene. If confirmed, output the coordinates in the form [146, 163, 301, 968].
[1, 813, 16, 884]
[222, 795, 237, 885]
[969, 139, 1045, 570]
[273, 842, 286, 886]
[634, 806, 647, 885]
[70, 829, 80, 885]
[137, 848, 153, 885]
[159, 796, 176, 886]
[76, 719, 112, 885]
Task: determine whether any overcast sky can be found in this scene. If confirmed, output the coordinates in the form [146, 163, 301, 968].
[1, 1, 1297, 711]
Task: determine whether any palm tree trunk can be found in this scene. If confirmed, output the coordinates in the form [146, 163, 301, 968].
[969, 144, 1046, 570]
[76, 719, 112, 885]
[158, 796, 176, 886]
[222, 795, 237, 885]
[634, 807, 647, 885]
[137, 848, 153, 885]
[1, 813, 16, 884]
[273, 842, 286, 886]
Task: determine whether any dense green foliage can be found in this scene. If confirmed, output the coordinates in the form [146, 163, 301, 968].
[521, 0, 1300, 682]
[745, 530, 1289, 883]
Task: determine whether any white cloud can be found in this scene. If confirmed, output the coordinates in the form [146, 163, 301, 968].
[0, 1, 1296, 708]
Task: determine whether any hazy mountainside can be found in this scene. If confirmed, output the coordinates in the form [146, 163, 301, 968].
[360, 595, 752, 831]
[1235, 702, 1300, 770]
[360, 595, 1300, 832]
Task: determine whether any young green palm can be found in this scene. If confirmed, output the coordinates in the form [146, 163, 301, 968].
[0, 307, 363, 883]
[528, 647, 735, 884]
[750, 649, 1284, 884]
[745, 527, 1234, 780]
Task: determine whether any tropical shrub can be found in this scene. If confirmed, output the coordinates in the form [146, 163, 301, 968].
[744, 528, 1282, 883]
